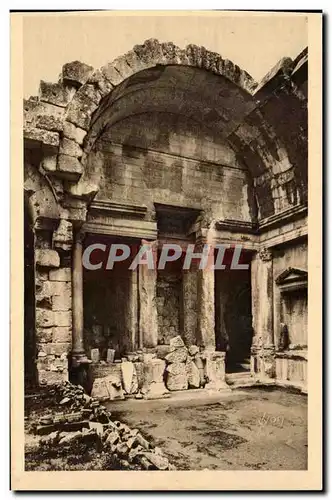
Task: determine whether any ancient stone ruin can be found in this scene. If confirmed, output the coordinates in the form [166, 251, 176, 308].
[24, 39, 308, 397]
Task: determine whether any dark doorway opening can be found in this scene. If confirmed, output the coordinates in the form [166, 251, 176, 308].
[215, 253, 253, 373]
[83, 234, 139, 360]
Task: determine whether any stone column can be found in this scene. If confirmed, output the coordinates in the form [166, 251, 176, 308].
[250, 248, 275, 379]
[71, 229, 89, 366]
[196, 264, 215, 349]
[138, 240, 158, 348]
[182, 270, 198, 346]
[128, 268, 139, 350]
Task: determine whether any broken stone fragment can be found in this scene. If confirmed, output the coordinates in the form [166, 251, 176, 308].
[58, 430, 82, 446]
[135, 433, 151, 451]
[39, 80, 75, 107]
[35, 113, 64, 132]
[166, 362, 188, 391]
[142, 451, 169, 470]
[106, 349, 116, 364]
[90, 378, 109, 401]
[169, 335, 185, 351]
[24, 126, 60, 148]
[165, 346, 188, 364]
[90, 348, 100, 364]
[88, 421, 104, 436]
[57, 154, 83, 181]
[59, 137, 83, 158]
[186, 360, 200, 389]
[121, 361, 134, 394]
[59, 396, 71, 405]
[35, 249, 60, 269]
[63, 121, 87, 145]
[104, 375, 125, 401]
[62, 61, 94, 88]
[188, 345, 200, 356]
[39, 431, 59, 447]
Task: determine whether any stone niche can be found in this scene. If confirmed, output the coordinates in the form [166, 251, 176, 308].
[275, 267, 308, 350]
[275, 267, 308, 391]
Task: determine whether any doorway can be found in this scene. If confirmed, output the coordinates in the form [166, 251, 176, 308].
[215, 254, 253, 373]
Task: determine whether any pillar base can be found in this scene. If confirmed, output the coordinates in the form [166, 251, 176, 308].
[72, 352, 92, 368]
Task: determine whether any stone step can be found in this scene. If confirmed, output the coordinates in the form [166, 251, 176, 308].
[226, 372, 254, 388]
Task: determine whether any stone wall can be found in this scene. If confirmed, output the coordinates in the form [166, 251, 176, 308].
[35, 253, 72, 385]
[88, 113, 253, 223]
[156, 271, 182, 345]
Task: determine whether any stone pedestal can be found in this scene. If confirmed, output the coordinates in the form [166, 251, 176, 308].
[142, 359, 168, 399]
[203, 350, 229, 391]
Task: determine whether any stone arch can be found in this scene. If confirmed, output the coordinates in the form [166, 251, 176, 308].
[59, 39, 259, 201]
[24, 39, 307, 220]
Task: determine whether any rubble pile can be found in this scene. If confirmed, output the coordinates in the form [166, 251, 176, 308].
[26, 382, 175, 471]
[90, 336, 227, 400]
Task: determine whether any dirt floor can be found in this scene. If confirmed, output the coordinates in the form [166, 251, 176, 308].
[106, 386, 307, 471]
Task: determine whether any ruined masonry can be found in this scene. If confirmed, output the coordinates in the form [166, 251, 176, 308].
[24, 39, 308, 396]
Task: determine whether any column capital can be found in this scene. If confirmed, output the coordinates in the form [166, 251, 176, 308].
[258, 247, 273, 261]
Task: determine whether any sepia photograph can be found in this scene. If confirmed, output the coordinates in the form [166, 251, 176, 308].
[11, 9, 322, 490]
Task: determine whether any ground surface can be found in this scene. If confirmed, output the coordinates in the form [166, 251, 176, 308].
[106, 386, 307, 471]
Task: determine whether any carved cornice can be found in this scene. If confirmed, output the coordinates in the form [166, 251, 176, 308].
[258, 204, 307, 232]
[89, 200, 148, 218]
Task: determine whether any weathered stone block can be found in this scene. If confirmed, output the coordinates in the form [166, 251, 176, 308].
[39, 80, 75, 107]
[38, 370, 68, 385]
[76, 84, 102, 105]
[90, 348, 100, 363]
[62, 61, 94, 87]
[35, 249, 60, 269]
[142, 359, 168, 398]
[87, 69, 114, 96]
[57, 154, 83, 181]
[165, 347, 188, 364]
[166, 362, 188, 391]
[36, 280, 53, 300]
[90, 377, 109, 401]
[106, 348, 115, 364]
[121, 361, 135, 394]
[53, 311, 72, 327]
[188, 345, 199, 357]
[101, 64, 123, 86]
[53, 220, 73, 251]
[36, 327, 53, 343]
[41, 154, 57, 172]
[53, 327, 71, 343]
[169, 335, 185, 351]
[50, 281, 71, 296]
[63, 122, 87, 145]
[52, 292, 71, 311]
[186, 360, 200, 388]
[36, 308, 54, 328]
[59, 138, 83, 158]
[24, 126, 59, 148]
[104, 375, 125, 400]
[38, 342, 71, 356]
[49, 268, 71, 283]
[35, 113, 64, 132]
[65, 92, 98, 130]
